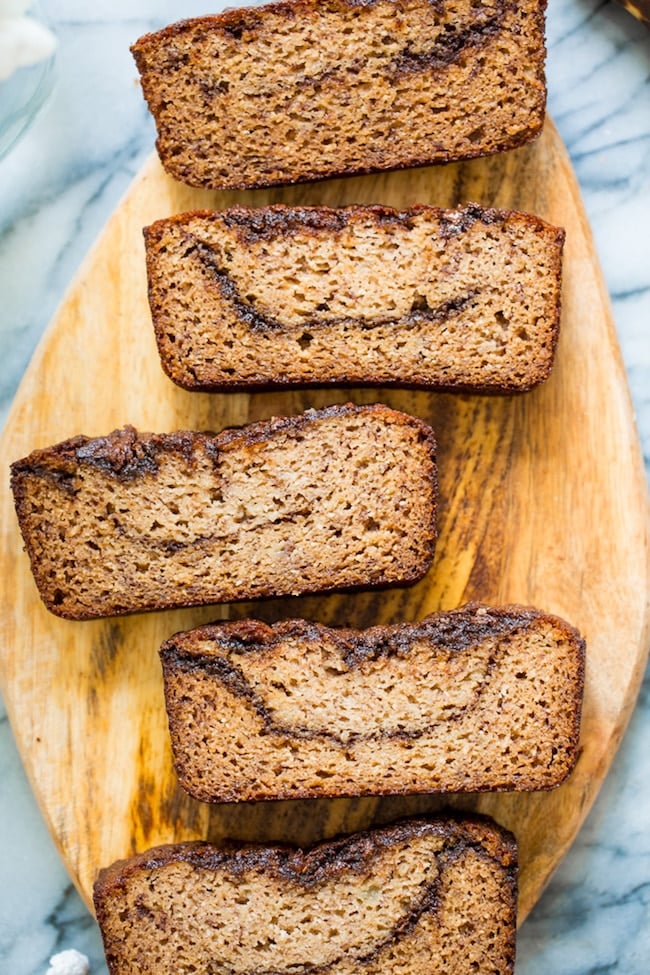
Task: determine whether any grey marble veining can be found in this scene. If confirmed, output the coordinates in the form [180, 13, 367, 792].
[1, 2, 649, 972]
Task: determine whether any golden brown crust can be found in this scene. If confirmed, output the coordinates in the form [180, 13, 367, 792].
[94, 814, 517, 891]
[165, 601, 582, 660]
[143, 201, 562, 243]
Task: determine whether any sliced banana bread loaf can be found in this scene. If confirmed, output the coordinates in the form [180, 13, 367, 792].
[93, 816, 518, 975]
[10, 404, 437, 620]
[131, 0, 549, 190]
[160, 603, 584, 803]
[145, 203, 565, 392]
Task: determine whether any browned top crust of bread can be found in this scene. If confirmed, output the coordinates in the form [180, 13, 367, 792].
[93, 815, 518, 975]
[144, 202, 565, 392]
[131, 0, 548, 189]
[10, 404, 437, 620]
[159, 603, 585, 802]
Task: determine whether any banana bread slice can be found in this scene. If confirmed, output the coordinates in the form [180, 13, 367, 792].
[160, 604, 584, 803]
[10, 404, 437, 620]
[145, 203, 565, 391]
[131, 0, 548, 190]
[93, 816, 518, 975]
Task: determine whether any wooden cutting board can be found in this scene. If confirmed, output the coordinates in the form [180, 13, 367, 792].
[1, 120, 648, 923]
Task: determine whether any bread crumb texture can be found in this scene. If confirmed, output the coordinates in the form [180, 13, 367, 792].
[161, 603, 585, 801]
[93, 817, 517, 975]
[10, 404, 437, 619]
[131, 0, 548, 188]
[145, 204, 564, 391]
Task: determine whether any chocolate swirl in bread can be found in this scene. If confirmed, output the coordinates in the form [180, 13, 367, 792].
[144, 204, 565, 392]
[10, 405, 437, 620]
[160, 604, 585, 803]
[131, 0, 549, 189]
[93, 817, 518, 975]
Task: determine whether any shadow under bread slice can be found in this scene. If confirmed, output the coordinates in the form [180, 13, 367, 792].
[160, 603, 585, 803]
[93, 815, 517, 975]
[144, 203, 564, 391]
[131, 0, 548, 189]
[10, 403, 437, 620]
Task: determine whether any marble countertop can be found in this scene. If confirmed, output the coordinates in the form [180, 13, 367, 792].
[1, 1, 648, 972]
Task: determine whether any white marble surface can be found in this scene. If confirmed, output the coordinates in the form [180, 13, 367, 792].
[0, 1, 649, 972]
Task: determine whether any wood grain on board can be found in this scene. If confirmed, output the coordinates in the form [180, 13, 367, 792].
[0, 120, 648, 923]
